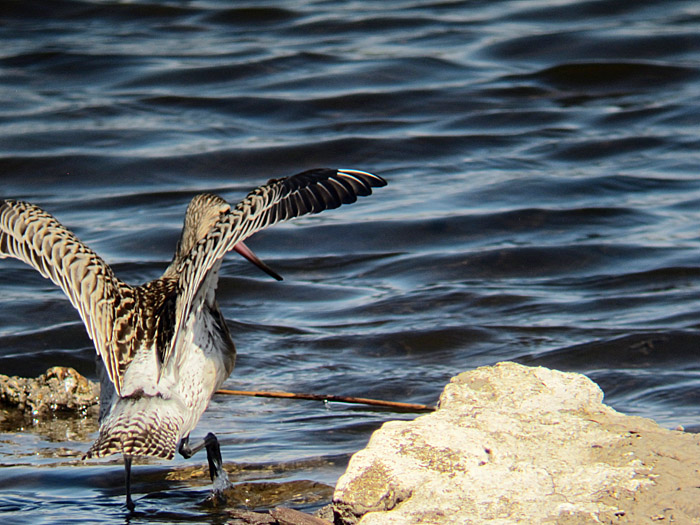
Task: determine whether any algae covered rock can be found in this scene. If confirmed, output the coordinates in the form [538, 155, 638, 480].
[0, 366, 99, 416]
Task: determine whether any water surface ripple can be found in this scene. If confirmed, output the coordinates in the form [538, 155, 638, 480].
[2, 0, 700, 522]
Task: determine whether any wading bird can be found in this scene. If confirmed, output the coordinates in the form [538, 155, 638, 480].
[0, 168, 386, 511]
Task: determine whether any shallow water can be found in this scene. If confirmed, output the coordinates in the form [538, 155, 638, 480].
[2, 0, 700, 522]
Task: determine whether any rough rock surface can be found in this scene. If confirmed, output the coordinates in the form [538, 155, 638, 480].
[0, 366, 99, 416]
[332, 361, 700, 524]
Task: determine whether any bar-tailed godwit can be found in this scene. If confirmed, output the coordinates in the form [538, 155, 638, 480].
[0, 168, 386, 511]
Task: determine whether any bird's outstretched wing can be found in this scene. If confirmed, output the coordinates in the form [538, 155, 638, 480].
[164, 168, 386, 367]
[0, 200, 136, 395]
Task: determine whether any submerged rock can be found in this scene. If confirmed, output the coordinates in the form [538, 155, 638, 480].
[0, 366, 99, 416]
[228, 506, 333, 525]
[220, 480, 334, 509]
[332, 361, 700, 524]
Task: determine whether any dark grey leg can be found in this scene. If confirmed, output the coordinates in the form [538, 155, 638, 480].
[203, 433, 226, 484]
[178, 433, 231, 491]
[124, 454, 135, 512]
[178, 434, 198, 459]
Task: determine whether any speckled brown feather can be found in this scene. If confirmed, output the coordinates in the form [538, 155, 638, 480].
[164, 169, 386, 369]
[84, 395, 184, 459]
[0, 200, 136, 396]
[0, 168, 386, 460]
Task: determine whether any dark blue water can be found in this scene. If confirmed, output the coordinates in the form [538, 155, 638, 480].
[2, 0, 700, 522]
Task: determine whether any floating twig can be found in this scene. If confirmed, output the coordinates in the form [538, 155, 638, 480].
[215, 388, 436, 412]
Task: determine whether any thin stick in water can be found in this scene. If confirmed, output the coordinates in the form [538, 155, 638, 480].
[215, 388, 436, 412]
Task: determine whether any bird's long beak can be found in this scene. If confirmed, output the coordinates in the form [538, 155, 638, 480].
[233, 241, 283, 281]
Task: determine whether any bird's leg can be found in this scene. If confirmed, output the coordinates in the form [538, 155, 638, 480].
[178, 433, 232, 495]
[124, 454, 135, 512]
[178, 434, 202, 459]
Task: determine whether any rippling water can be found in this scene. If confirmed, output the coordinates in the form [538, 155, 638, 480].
[3, 0, 700, 522]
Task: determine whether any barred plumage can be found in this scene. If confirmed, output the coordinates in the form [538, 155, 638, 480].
[0, 168, 386, 510]
[86, 395, 184, 459]
[164, 169, 386, 370]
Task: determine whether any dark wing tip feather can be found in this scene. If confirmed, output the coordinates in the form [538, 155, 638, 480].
[165, 167, 385, 368]
[277, 168, 386, 216]
[337, 168, 387, 190]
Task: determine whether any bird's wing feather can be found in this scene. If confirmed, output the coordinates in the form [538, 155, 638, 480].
[164, 168, 386, 367]
[0, 200, 134, 395]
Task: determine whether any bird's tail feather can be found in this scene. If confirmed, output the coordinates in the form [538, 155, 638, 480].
[85, 395, 184, 460]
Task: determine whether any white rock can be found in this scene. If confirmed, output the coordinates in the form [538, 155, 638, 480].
[332, 362, 700, 524]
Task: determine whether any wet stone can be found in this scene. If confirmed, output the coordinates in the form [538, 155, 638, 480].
[220, 480, 334, 509]
[0, 366, 99, 417]
[227, 506, 332, 525]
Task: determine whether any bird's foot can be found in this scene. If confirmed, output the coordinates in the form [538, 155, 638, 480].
[204, 432, 232, 491]
[179, 432, 232, 501]
[126, 494, 135, 513]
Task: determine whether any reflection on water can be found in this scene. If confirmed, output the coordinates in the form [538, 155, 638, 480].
[3, 0, 700, 522]
[0, 410, 99, 447]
